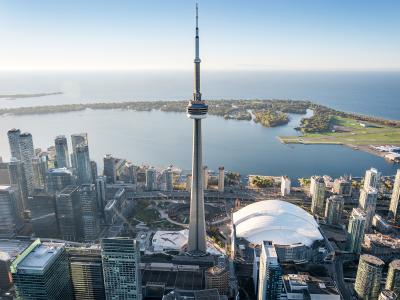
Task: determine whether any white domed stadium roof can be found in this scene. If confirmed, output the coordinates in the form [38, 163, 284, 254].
[233, 200, 323, 247]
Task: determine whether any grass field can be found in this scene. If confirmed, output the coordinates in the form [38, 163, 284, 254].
[280, 116, 400, 145]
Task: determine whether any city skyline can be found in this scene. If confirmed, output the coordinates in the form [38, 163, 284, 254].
[0, 0, 400, 71]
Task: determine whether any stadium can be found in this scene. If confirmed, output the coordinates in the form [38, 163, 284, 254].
[232, 200, 324, 263]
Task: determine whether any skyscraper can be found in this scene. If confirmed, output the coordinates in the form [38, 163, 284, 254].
[68, 246, 106, 300]
[56, 185, 83, 242]
[346, 207, 366, 254]
[19, 132, 35, 195]
[55, 135, 70, 168]
[364, 167, 381, 190]
[218, 166, 225, 193]
[310, 176, 326, 216]
[389, 169, 400, 222]
[359, 186, 378, 232]
[11, 239, 73, 300]
[161, 168, 173, 191]
[0, 185, 20, 236]
[91, 160, 98, 183]
[257, 241, 282, 300]
[79, 184, 99, 241]
[386, 260, 400, 298]
[76, 144, 92, 184]
[281, 176, 291, 197]
[103, 154, 116, 184]
[28, 190, 59, 238]
[355, 254, 384, 300]
[333, 176, 352, 196]
[96, 176, 107, 215]
[101, 238, 141, 299]
[32, 156, 47, 189]
[46, 167, 74, 194]
[325, 195, 344, 225]
[7, 128, 21, 160]
[8, 158, 28, 214]
[145, 167, 157, 191]
[71, 133, 88, 170]
[187, 3, 208, 254]
[203, 166, 209, 190]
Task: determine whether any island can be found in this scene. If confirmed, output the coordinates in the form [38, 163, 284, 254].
[1, 98, 400, 158]
[0, 99, 310, 127]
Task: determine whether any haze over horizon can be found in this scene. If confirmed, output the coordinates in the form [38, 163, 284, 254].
[1, 0, 399, 72]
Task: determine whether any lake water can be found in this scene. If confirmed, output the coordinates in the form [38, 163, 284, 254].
[0, 71, 399, 181]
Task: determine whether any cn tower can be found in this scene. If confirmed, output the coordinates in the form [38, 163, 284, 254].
[187, 2, 208, 255]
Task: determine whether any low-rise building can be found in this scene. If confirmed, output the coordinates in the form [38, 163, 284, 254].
[282, 274, 340, 299]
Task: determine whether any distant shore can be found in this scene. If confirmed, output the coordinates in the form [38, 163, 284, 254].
[0, 92, 63, 100]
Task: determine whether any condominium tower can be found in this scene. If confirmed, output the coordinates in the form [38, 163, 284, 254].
[389, 169, 400, 222]
[354, 254, 384, 300]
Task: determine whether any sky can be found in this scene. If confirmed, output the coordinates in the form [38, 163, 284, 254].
[0, 0, 399, 71]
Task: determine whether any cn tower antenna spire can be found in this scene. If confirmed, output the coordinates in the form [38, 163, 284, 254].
[193, 1, 201, 101]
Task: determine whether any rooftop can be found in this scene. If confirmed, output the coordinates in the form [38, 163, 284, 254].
[361, 254, 385, 266]
[16, 241, 65, 273]
[0, 239, 32, 261]
[0, 185, 11, 192]
[48, 167, 72, 175]
[283, 274, 340, 298]
[389, 259, 400, 270]
[364, 234, 400, 249]
[233, 200, 322, 246]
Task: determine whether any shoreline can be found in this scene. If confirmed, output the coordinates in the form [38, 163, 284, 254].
[278, 137, 399, 161]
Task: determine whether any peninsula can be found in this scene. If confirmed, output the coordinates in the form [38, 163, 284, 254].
[0, 92, 63, 100]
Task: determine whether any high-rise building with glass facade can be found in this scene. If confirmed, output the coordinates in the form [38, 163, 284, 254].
[11, 239, 73, 300]
[0, 185, 20, 236]
[46, 167, 74, 194]
[355, 254, 384, 300]
[103, 154, 116, 184]
[347, 207, 366, 254]
[364, 167, 381, 190]
[218, 166, 225, 193]
[145, 167, 157, 191]
[389, 169, 400, 222]
[359, 186, 378, 232]
[257, 241, 282, 300]
[70, 133, 88, 170]
[310, 176, 326, 216]
[79, 184, 99, 241]
[96, 176, 107, 217]
[101, 238, 141, 300]
[68, 246, 106, 300]
[56, 186, 83, 242]
[325, 195, 344, 225]
[19, 132, 35, 195]
[161, 168, 173, 191]
[7, 128, 22, 160]
[55, 135, 70, 168]
[32, 156, 48, 189]
[28, 190, 59, 238]
[76, 144, 92, 184]
[8, 158, 28, 214]
[386, 260, 400, 298]
[91, 160, 98, 183]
